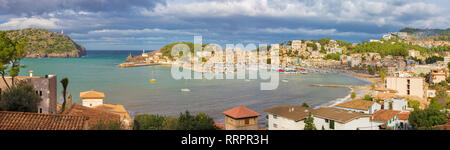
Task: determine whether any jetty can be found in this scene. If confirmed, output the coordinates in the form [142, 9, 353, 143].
[311, 84, 368, 88]
[119, 62, 160, 68]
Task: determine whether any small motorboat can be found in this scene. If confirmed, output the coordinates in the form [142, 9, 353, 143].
[150, 79, 157, 83]
[181, 88, 191, 92]
[281, 79, 289, 83]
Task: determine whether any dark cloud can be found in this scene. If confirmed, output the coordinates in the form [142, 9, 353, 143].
[0, 0, 447, 50]
[0, 0, 165, 16]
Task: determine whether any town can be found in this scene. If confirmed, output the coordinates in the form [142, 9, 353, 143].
[0, 29, 449, 130]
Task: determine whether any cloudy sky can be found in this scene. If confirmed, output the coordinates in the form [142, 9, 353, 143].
[0, 0, 449, 50]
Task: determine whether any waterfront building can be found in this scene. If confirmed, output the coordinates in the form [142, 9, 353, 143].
[0, 111, 88, 130]
[80, 90, 105, 108]
[334, 99, 381, 114]
[384, 76, 425, 100]
[264, 106, 311, 130]
[222, 106, 260, 130]
[0, 71, 57, 114]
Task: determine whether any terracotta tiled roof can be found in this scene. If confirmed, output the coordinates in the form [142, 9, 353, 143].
[0, 111, 88, 130]
[223, 106, 260, 119]
[374, 87, 397, 93]
[372, 109, 401, 122]
[398, 111, 410, 120]
[312, 107, 371, 123]
[214, 122, 225, 130]
[264, 106, 311, 121]
[92, 104, 131, 122]
[336, 99, 376, 111]
[80, 90, 105, 99]
[372, 93, 398, 100]
[63, 104, 120, 128]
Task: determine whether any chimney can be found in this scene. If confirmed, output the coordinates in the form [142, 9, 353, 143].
[29, 70, 33, 77]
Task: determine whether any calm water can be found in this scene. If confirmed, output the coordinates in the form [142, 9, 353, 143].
[20, 50, 370, 124]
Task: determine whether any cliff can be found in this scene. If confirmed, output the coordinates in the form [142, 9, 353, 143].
[5, 28, 86, 58]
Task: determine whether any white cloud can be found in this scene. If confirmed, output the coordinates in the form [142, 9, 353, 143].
[255, 27, 378, 37]
[0, 17, 60, 30]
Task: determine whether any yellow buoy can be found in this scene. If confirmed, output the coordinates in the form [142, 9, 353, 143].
[150, 79, 157, 83]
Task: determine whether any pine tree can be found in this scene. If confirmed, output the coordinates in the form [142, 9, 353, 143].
[304, 112, 316, 130]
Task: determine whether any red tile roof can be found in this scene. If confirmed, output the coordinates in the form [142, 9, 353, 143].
[0, 111, 88, 130]
[398, 111, 410, 120]
[222, 106, 260, 119]
[372, 110, 401, 122]
[63, 104, 120, 128]
[214, 122, 225, 130]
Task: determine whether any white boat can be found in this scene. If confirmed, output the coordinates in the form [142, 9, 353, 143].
[281, 79, 289, 83]
[181, 88, 191, 92]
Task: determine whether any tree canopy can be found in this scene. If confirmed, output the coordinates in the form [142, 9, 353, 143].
[133, 111, 218, 130]
[0, 81, 42, 112]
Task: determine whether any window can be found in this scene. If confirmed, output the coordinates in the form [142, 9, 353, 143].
[245, 119, 250, 125]
[407, 90, 410, 95]
[329, 120, 335, 129]
[273, 123, 278, 128]
[39, 108, 42, 113]
[325, 119, 329, 123]
[273, 115, 278, 119]
[39, 91, 42, 96]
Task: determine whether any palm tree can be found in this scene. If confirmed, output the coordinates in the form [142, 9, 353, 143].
[60, 77, 69, 113]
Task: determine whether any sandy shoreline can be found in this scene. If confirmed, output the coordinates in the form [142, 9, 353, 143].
[325, 72, 378, 107]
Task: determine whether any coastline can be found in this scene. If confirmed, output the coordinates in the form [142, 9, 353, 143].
[325, 72, 376, 107]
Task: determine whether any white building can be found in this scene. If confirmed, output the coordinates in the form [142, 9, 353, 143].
[383, 98, 408, 111]
[329, 47, 342, 54]
[264, 106, 311, 130]
[444, 56, 450, 65]
[265, 106, 379, 130]
[385, 77, 425, 99]
[291, 40, 302, 50]
[334, 99, 382, 114]
[408, 50, 420, 57]
[141, 49, 148, 57]
[1, 72, 58, 114]
[371, 109, 401, 129]
[312, 107, 377, 130]
[80, 90, 105, 108]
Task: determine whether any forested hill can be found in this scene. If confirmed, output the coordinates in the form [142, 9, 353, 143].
[5, 28, 86, 58]
[400, 27, 450, 41]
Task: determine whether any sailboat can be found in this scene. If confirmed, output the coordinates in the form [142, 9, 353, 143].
[181, 78, 190, 92]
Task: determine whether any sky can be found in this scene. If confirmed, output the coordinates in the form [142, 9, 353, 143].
[0, 0, 449, 50]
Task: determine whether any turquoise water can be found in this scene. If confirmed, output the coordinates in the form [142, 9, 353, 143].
[20, 50, 370, 124]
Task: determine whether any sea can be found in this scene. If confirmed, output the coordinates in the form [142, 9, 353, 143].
[19, 50, 371, 125]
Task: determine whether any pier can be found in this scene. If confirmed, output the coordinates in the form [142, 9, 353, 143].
[119, 63, 161, 68]
[311, 84, 368, 88]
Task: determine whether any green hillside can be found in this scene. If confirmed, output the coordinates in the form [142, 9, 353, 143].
[4, 28, 86, 57]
